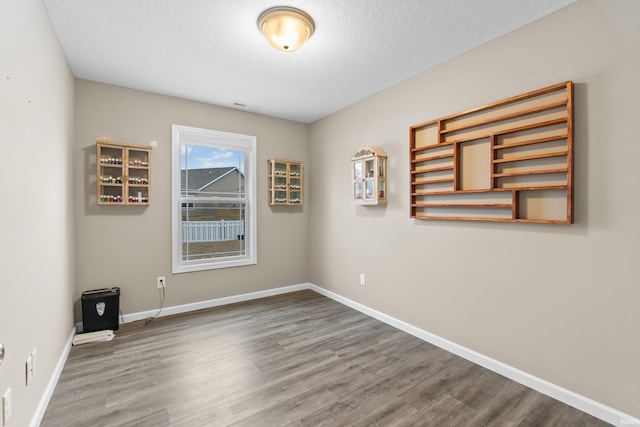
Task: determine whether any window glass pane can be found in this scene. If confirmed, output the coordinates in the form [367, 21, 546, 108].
[172, 124, 256, 273]
[181, 202, 245, 261]
[181, 145, 245, 198]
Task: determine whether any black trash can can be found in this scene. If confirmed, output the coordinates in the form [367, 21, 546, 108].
[81, 287, 120, 332]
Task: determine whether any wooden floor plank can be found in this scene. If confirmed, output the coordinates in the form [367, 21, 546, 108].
[41, 290, 608, 426]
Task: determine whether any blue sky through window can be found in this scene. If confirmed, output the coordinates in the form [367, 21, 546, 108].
[182, 145, 244, 173]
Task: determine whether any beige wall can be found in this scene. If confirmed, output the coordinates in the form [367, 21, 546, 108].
[74, 81, 309, 316]
[0, 0, 75, 425]
[3, 0, 638, 423]
[309, 0, 640, 417]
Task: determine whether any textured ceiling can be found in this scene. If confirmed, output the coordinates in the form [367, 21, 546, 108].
[42, 0, 576, 123]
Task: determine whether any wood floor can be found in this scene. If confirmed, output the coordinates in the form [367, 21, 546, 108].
[41, 290, 608, 426]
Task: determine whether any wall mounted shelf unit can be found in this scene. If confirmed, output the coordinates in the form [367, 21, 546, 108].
[351, 147, 387, 205]
[409, 81, 573, 224]
[268, 159, 303, 206]
[97, 140, 151, 205]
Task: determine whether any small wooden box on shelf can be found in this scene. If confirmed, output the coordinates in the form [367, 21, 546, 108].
[268, 159, 303, 206]
[351, 147, 387, 205]
[96, 139, 151, 205]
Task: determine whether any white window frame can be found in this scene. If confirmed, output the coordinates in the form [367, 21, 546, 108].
[171, 124, 257, 273]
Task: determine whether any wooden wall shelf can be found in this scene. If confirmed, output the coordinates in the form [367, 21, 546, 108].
[409, 81, 574, 224]
[268, 159, 303, 206]
[97, 140, 151, 205]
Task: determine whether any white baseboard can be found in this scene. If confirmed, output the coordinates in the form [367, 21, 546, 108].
[120, 283, 310, 324]
[308, 283, 637, 426]
[30, 326, 75, 427]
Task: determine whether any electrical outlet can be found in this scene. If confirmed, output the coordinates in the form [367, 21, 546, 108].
[157, 276, 166, 288]
[2, 387, 11, 426]
[26, 354, 33, 386]
[359, 274, 366, 286]
[25, 348, 36, 386]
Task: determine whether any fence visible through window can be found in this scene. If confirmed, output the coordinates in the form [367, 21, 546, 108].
[181, 220, 245, 243]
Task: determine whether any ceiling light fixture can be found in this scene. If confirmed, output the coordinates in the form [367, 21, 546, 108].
[257, 6, 315, 52]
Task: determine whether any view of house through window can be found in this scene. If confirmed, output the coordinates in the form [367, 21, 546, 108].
[172, 125, 256, 273]
[181, 147, 245, 260]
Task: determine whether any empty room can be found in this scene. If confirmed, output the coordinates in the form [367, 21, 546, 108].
[1, 0, 639, 426]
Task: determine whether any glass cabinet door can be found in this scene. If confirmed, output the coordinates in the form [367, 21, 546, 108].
[378, 157, 386, 200]
[273, 161, 287, 204]
[365, 180, 375, 199]
[354, 182, 363, 200]
[379, 157, 386, 177]
[289, 163, 302, 204]
[126, 148, 150, 204]
[353, 160, 364, 200]
[353, 161, 362, 180]
[98, 145, 125, 204]
[365, 159, 375, 178]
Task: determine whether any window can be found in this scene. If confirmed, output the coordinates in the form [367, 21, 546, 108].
[172, 125, 257, 273]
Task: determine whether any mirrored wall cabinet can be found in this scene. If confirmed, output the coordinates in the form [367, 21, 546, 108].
[351, 147, 387, 205]
[268, 158, 303, 206]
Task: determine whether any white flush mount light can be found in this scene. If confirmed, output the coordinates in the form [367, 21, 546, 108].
[257, 6, 315, 52]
